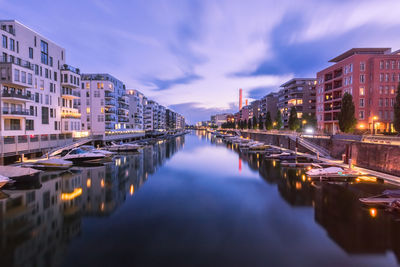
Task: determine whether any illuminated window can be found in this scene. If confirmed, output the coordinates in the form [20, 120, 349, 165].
[359, 87, 365, 96]
[100, 83, 104, 89]
[101, 107, 104, 113]
[86, 82, 90, 89]
[97, 82, 100, 89]
[296, 99, 303, 105]
[86, 107, 90, 113]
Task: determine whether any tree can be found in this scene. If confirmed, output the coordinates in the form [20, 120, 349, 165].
[275, 110, 283, 130]
[302, 113, 317, 128]
[288, 106, 300, 131]
[252, 116, 257, 129]
[258, 115, 264, 130]
[243, 119, 248, 129]
[338, 92, 357, 133]
[248, 119, 252, 129]
[265, 111, 273, 130]
[394, 82, 400, 132]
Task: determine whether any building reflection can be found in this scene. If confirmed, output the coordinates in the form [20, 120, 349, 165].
[215, 137, 400, 263]
[0, 136, 184, 267]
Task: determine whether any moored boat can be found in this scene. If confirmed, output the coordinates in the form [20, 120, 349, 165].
[61, 148, 106, 163]
[0, 175, 13, 189]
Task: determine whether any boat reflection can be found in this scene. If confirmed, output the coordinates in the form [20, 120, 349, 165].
[210, 132, 400, 263]
[0, 136, 185, 267]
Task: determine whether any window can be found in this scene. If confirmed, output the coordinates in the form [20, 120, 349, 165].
[21, 71, 26, 83]
[385, 73, 389, 82]
[360, 74, 365, 83]
[28, 73, 32, 85]
[42, 107, 49, 124]
[392, 61, 396, 69]
[45, 95, 49, 105]
[359, 111, 364, 119]
[360, 62, 365, 71]
[86, 82, 90, 89]
[10, 38, 15, 51]
[380, 60, 384, 69]
[45, 68, 48, 78]
[49, 56, 53, 67]
[393, 73, 396, 82]
[380, 73, 384, 82]
[29, 47, 33, 59]
[40, 80, 44, 90]
[14, 69, 19, 81]
[34, 36, 37, 47]
[386, 61, 390, 69]
[40, 40, 48, 65]
[64, 121, 68, 131]
[379, 98, 383, 107]
[97, 82, 101, 89]
[379, 86, 383, 94]
[349, 64, 353, 72]
[391, 86, 395, 94]
[54, 121, 58, 130]
[26, 120, 34, 130]
[4, 119, 20, 130]
[360, 98, 365, 107]
[385, 98, 389, 107]
[2, 35, 7, 48]
[391, 99, 395, 107]
[54, 72, 57, 81]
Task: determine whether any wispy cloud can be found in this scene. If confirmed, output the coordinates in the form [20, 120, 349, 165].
[2, 0, 400, 123]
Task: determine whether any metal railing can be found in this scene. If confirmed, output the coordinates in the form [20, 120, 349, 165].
[2, 108, 33, 115]
[61, 64, 80, 74]
[0, 56, 34, 70]
[2, 91, 34, 100]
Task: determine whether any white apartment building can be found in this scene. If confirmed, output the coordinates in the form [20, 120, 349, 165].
[127, 89, 144, 131]
[143, 98, 154, 131]
[0, 20, 78, 159]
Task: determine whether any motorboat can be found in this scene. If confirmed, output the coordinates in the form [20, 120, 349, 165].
[306, 166, 360, 178]
[0, 166, 41, 183]
[106, 142, 141, 152]
[61, 148, 106, 163]
[80, 145, 115, 158]
[23, 158, 73, 171]
[265, 152, 291, 159]
[360, 190, 400, 205]
[0, 175, 13, 189]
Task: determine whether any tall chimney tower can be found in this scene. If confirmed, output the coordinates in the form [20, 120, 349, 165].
[239, 88, 243, 111]
[245, 99, 248, 106]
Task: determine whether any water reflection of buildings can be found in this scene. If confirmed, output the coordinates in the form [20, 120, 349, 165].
[0, 136, 185, 267]
[212, 135, 400, 263]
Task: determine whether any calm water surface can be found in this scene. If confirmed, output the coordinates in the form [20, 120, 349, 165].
[1, 131, 400, 267]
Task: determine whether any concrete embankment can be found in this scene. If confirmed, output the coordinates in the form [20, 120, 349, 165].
[240, 131, 400, 177]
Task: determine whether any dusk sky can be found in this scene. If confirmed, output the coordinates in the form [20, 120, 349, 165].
[2, 0, 400, 123]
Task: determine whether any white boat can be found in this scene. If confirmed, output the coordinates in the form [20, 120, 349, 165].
[360, 190, 400, 204]
[0, 175, 13, 189]
[23, 158, 73, 170]
[62, 148, 106, 163]
[80, 145, 115, 157]
[265, 152, 291, 159]
[106, 142, 141, 152]
[306, 166, 361, 178]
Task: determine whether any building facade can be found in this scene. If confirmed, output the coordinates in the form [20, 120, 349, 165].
[278, 78, 316, 128]
[316, 48, 400, 134]
[260, 92, 278, 120]
[127, 89, 144, 131]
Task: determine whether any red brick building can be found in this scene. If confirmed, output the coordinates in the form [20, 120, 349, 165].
[316, 48, 400, 134]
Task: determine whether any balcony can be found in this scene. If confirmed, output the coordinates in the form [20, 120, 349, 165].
[105, 92, 115, 98]
[324, 73, 333, 82]
[333, 68, 343, 78]
[61, 64, 80, 74]
[105, 108, 116, 114]
[118, 110, 128, 116]
[333, 80, 342, 89]
[61, 112, 81, 119]
[324, 83, 333, 91]
[2, 108, 33, 116]
[2, 91, 34, 102]
[62, 88, 80, 99]
[118, 117, 129, 123]
[105, 115, 117, 121]
[0, 56, 34, 88]
[118, 97, 126, 103]
[119, 103, 129, 110]
[61, 64, 80, 88]
[105, 100, 116, 106]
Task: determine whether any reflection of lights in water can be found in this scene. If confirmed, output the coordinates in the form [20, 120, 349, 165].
[273, 160, 276, 167]
[356, 178, 360, 183]
[283, 173, 287, 178]
[256, 154, 259, 159]
[302, 175, 306, 182]
[369, 208, 377, 218]
[116, 158, 121, 166]
[87, 178, 91, 188]
[239, 158, 242, 172]
[61, 188, 82, 200]
[101, 179, 105, 188]
[307, 166, 312, 170]
[130, 184, 134, 195]
[101, 202, 105, 211]
[295, 182, 302, 190]
[308, 177, 312, 181]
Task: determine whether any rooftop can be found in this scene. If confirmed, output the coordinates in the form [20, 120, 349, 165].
[329, 48, 392, 62]
[280, 78, 316, 88]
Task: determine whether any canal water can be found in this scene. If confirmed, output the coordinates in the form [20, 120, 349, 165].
[1, 130, 400, 266]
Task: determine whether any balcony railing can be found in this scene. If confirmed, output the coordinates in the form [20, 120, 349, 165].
[2, 108, 33, 116]
[118, 118, 129, 122]
[61, 64, 80, 74]
[105, 115, 117, 121]
[62, 88, 80, 97]
[2, 91, 34, 100]
[105, 92, 115, 98]
[61, 112, 81, 119]
[105, 108, 116, 114]
[0, 56, 34, 70]
[105, 100, 116, 106]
